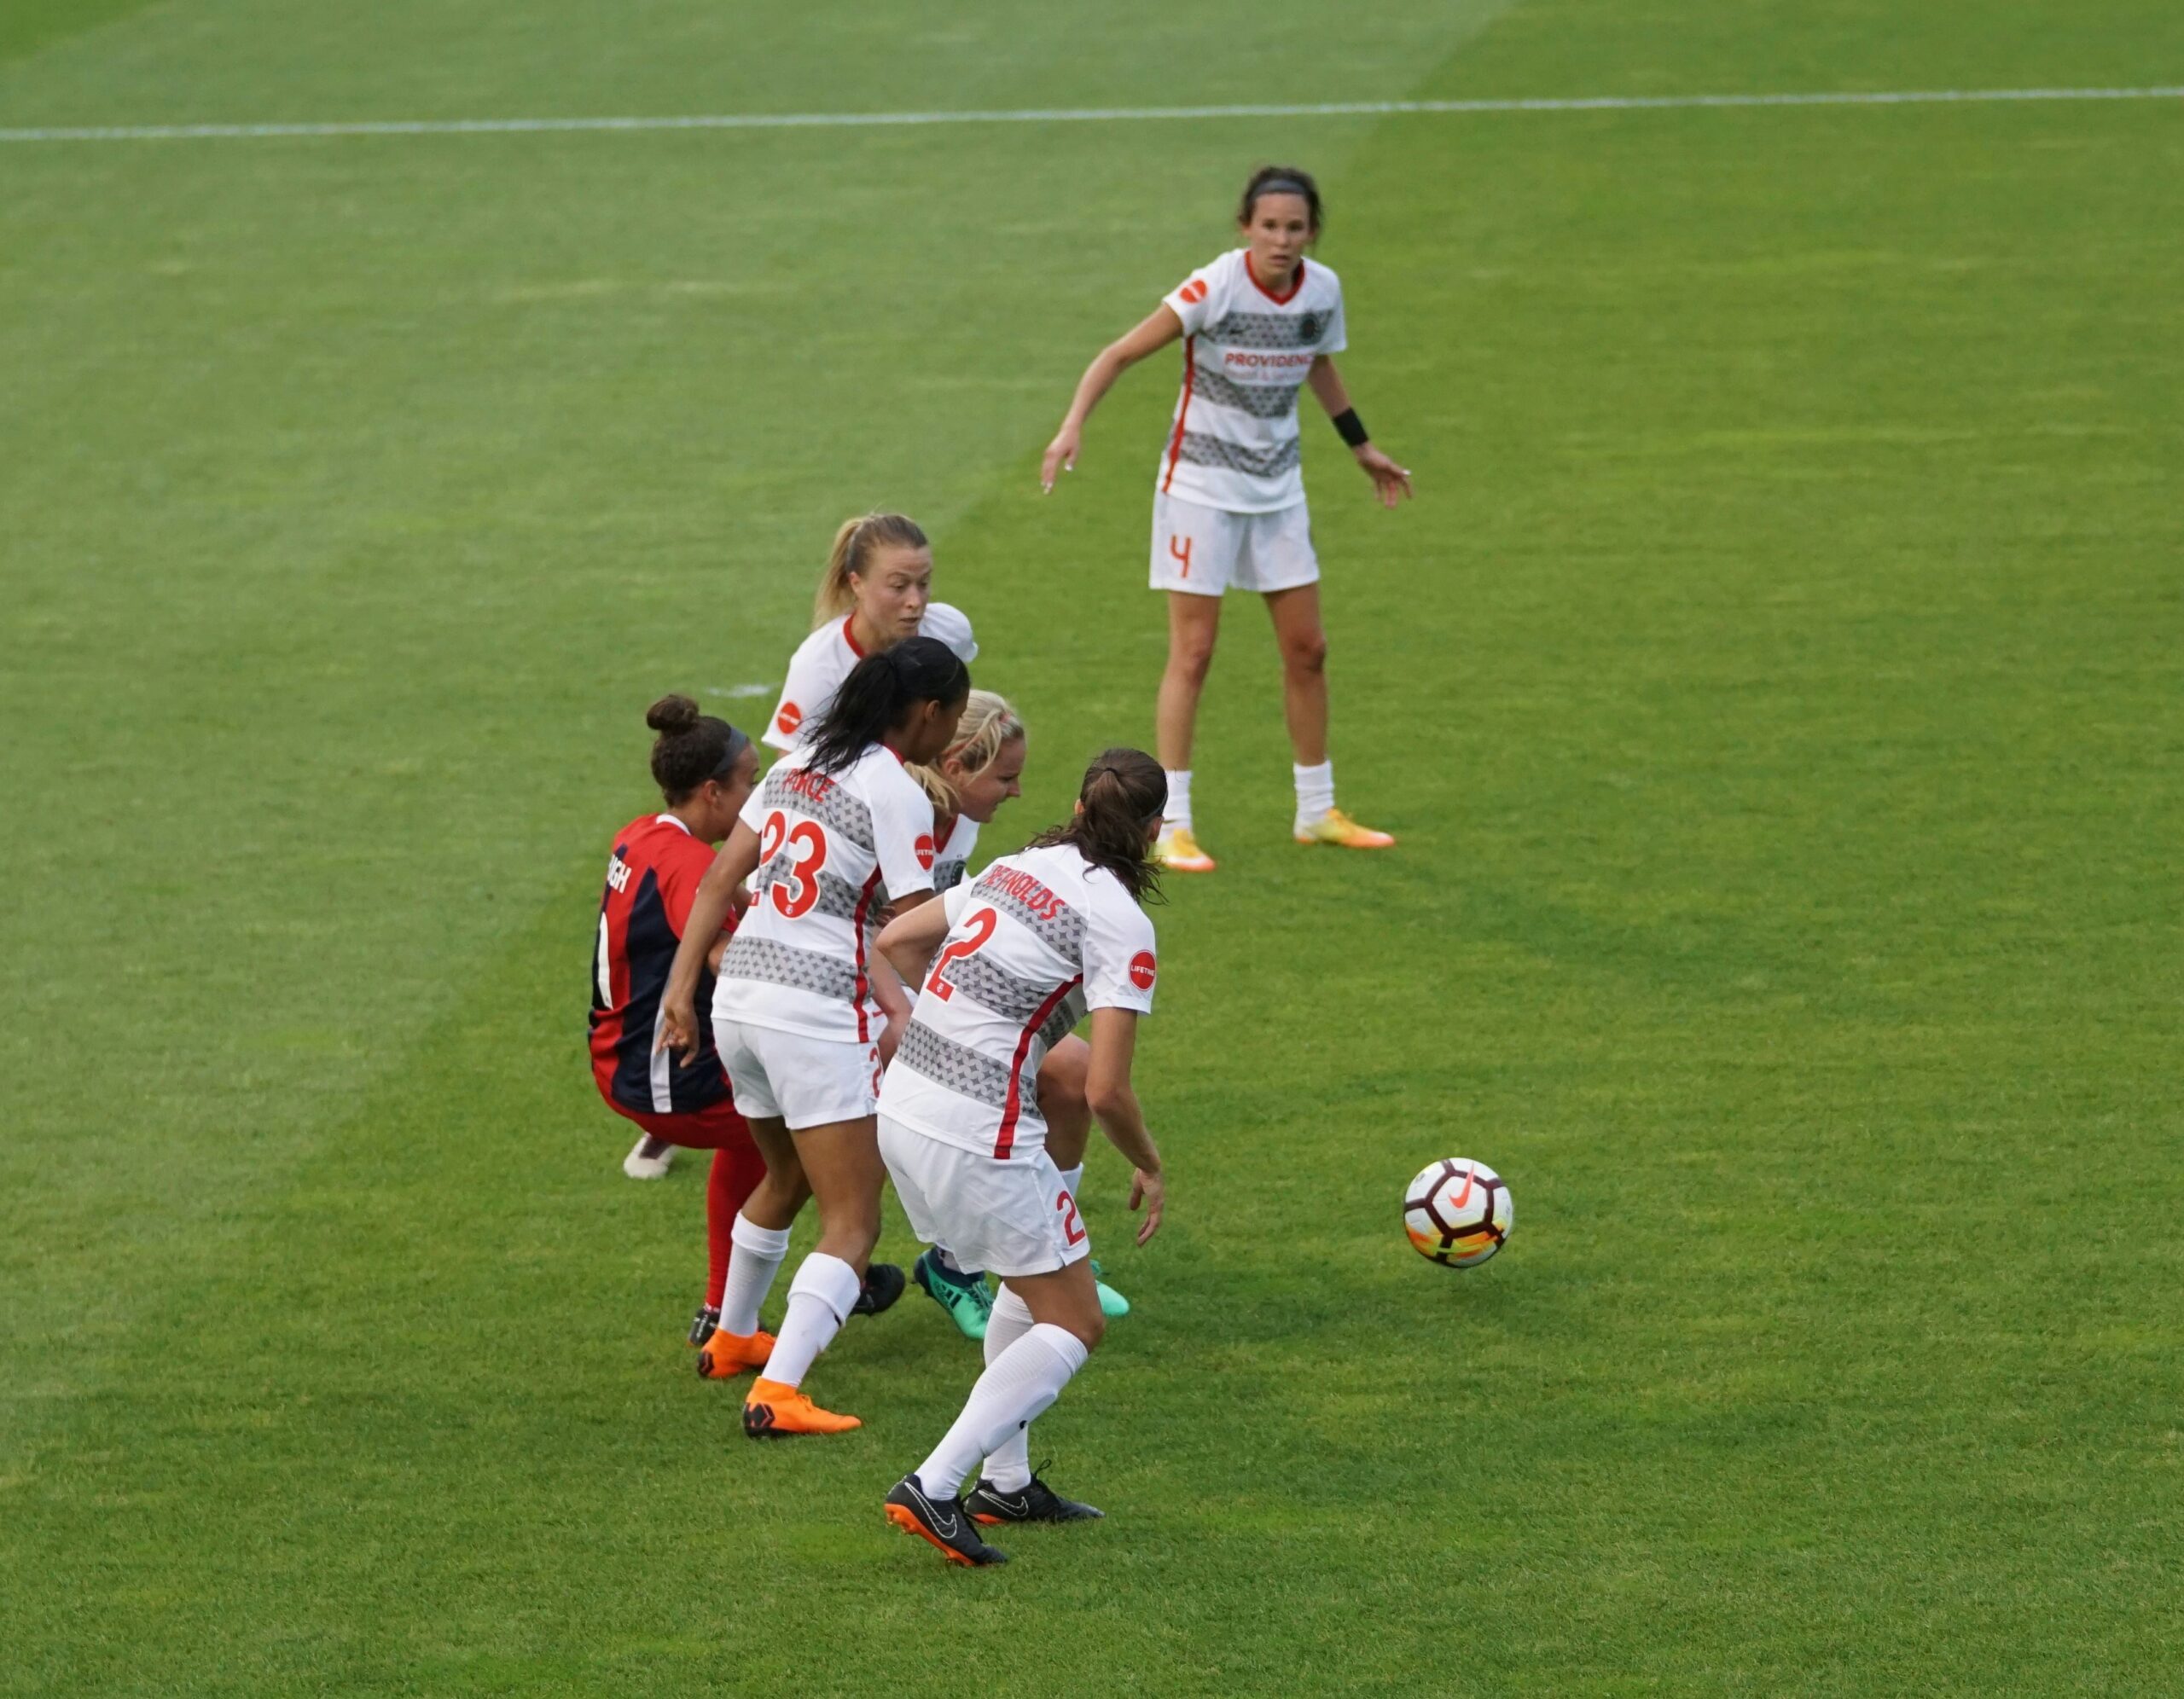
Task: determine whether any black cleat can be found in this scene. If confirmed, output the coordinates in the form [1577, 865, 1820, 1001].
[852, 1262, 907, 1317]
[965, 1467, 1104, 1525]
[885, 1475, 1008, 1567]
[688, 1304, 720, 1348]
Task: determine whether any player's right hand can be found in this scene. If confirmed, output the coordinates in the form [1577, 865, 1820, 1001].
[1040, 426, 1081, 493]
[1128, 1165, 1165, 1245]
[655, 992, 700, 1060]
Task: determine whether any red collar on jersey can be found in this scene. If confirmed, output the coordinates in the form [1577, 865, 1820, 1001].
[1245, 252, 1307, 305]
[840, 613, 868, 658]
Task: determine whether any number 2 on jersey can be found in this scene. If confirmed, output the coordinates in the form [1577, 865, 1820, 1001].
[758, 810, 828, 919]
[1056, 1190, 1087, 1246]
[925, 906, 998, 1000]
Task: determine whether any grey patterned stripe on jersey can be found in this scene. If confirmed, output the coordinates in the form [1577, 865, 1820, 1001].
[721, 933, 859, 1002]
[938, 952, 1066, 1025]
[968, 871, 1086, 963]
[1176, 431, 1302, 478]
[805, 867, 882, 925]
[1205, 310, 1323, 351]
[897, 1020, 1014, 1110]
[758, 768, 874, 851]
[933, 859, 968, 894]
[1192, 365, 1304, 419]
[1037, 985, 1088, 1050]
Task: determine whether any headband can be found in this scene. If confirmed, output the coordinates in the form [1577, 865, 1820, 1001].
[707, 718, 751, 779]
[1250, 176, 1313, 201]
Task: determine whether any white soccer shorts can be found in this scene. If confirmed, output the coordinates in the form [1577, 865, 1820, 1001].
[879, 1115, 1093, 1279]
[714, 1017, 881, 1129]
[1149, 491, 1320, 598]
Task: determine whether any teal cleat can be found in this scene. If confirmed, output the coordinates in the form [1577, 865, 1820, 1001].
[913, 1248, 994, 1340]
[1090, 1261, 1130, 1319]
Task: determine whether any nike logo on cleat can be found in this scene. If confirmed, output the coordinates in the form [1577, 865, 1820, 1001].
[906, 1482, 960, 1539]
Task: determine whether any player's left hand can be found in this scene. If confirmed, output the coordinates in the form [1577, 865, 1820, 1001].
[1355, 444, 1414, 508]
[1129, 1166, 1165, 1246]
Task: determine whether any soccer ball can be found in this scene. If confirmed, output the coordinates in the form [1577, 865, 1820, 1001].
[1403, 1159, 1512, 1267]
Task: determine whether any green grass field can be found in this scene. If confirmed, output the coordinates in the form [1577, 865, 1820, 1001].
[6, 3, 2184, 1692]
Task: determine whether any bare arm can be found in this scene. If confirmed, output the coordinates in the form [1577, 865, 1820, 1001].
[868, 888, 938, 1061]
[1083, 1006, 1165, 1244]
[657, 820, 761, 1058]
[877, 896, 954, 989]
[1041, 305, 1187, 492]
[1306, 354, 1414, 509]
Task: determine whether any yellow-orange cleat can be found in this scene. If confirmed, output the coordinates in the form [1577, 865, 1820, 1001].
[696, 1327, 775, 1380]
[743, 1377, 862, 1438]
[1153, 825, 1217, 873]
[1294, 808, 1396, 850]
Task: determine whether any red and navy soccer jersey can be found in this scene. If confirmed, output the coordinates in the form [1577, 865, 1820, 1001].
[589, 814, 732, 1115]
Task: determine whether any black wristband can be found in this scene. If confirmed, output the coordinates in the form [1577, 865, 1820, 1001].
[1331, 408, 1369, 448]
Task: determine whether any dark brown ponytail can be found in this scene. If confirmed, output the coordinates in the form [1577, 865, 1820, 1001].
[646, 693, 750, 803]
[803, 636, 970, 775]
[1030, 747, 1166, 904]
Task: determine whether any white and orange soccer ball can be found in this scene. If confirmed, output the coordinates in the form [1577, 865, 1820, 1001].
[1403, 1159, 1512, 1267]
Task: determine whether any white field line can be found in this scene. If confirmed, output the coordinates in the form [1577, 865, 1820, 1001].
[2, 85, 2181, 143]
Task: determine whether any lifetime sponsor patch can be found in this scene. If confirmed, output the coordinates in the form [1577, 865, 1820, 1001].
[1129, 950, 1158, 991]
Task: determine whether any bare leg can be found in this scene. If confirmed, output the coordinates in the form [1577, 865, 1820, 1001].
[1036, 1036, 1093, 1172]
[1002, 1260, 1107, 1352]
[1156, 591, 1223, 771]
[1263, 583, 1330, 767]
[789, 1116, 886, 1274]
[741, 1116, 812, 1232]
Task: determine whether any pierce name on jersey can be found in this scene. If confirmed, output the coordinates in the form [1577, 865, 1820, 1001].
[1158, 248, 1347, 513]
[880, 844, 1157, 1161]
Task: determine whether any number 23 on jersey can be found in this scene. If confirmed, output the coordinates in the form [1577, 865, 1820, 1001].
[758, 810, 828, 919]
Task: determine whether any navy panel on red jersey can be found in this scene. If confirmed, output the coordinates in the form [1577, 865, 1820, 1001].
[590, 815, 731, 1115]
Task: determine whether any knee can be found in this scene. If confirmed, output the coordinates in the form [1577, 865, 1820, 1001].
[1282, 628, 1328, 676]
[1169, 635, 1217, 689]
[1075, 1308, 1107, 1353]
[1037, 1043, 1089, 1117]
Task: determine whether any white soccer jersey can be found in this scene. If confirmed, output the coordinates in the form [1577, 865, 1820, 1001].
[932, 814, 980, 895]
[1157, 248, 1346, 514]
[763, 602, 979, 754]
[715, 744, 938, 1043]
[880, 843, 1159, 1161]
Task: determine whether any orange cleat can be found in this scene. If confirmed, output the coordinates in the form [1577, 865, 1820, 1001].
[1294, 808, 1396, 850]
[1153, 825, 1217, 873]
[742, 1377, 862, 1438]
[696, 1327, 775, 1381]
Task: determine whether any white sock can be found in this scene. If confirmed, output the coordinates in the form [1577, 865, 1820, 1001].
[1162, 769, 1193, 834]
[719, 1213, 791, 1337]
[915, 1322, 1087, 1501]
[978, 1286, 1039, 1492]
[758, 1252, 862, 1389]
[1293, 760, 1335, 828]
[1060, 1163, 1085, 1201]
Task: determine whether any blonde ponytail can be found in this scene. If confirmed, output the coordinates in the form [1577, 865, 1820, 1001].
[812, 511, 930, 628]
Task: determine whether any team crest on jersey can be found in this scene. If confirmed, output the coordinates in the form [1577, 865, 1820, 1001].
[1298, 310, 1323, 342]
[1129, 951, 1157, 991]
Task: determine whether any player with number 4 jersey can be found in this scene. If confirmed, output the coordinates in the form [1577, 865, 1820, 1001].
[874, 750, 1170, 1567]
[660, 638, 971, 1437]
[1042, 165, 1411, 873]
